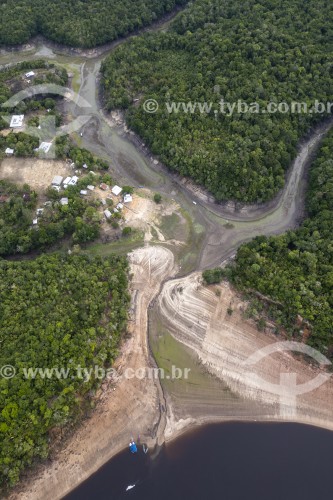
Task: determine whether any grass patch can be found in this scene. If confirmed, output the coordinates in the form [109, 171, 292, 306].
[150, 326, 234, 396]
[85, 231, 144, 257]
[159, 212, 185, 241]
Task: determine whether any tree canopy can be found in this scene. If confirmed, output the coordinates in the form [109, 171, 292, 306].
[102, 0, 333, 202]
[0, 253, 129, 487]
[227, 129, 333, 356]
[0, 0, 188, 47]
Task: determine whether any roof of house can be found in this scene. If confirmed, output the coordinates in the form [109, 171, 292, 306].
[124, 194, 133, 203]
[39, 142, 52, 153]
[52, 175, 63, 186]
[5, 148, 14, 155]
[112, 185, 122, 196]
[104, 209, 112, 218]
[10, 115, 24, 128]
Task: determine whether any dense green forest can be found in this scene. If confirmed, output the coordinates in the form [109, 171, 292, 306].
[102, 0, 333, 202]
[0, 0, 188, 47]
[0, 253, 129, 486]
[220, 129, 333, 356]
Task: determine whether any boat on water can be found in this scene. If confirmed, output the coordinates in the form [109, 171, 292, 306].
[126, 484, 136, 491]
[142, 444, 148, 454]
[129, 441, 138, 453]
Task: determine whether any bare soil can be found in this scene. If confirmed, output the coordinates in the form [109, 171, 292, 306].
[0, 158, 70, 192]
[156, 274, 333, 433]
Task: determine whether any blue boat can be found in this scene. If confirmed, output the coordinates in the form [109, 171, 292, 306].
[129, 441, 138, 453]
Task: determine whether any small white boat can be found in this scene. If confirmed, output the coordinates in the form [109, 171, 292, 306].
[126, 484, 136, 491]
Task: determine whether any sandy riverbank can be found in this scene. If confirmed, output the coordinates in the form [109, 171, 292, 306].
[156, 273, 333, 434]
[9, 264, 333, 500]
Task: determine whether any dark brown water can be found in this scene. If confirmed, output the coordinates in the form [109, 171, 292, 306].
[65, 422, 333, 500]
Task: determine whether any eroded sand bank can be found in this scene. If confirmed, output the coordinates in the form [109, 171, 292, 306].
[157, 274, 333, 434]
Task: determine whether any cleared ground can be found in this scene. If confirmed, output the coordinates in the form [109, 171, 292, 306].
[0, 158, 70, 192]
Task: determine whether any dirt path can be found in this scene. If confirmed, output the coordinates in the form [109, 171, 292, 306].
[10, 246, 175, 500]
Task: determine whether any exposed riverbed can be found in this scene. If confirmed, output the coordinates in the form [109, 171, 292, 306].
[1, 22, 333, 500]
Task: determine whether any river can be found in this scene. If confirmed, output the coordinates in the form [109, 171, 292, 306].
[65, 422, 333, 500]
[1, 18, 333, 500]
[1, 37, 332, 270]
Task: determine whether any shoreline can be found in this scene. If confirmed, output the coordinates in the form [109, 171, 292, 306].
[1, 13, 333, 499]
[66, 412, 333, 498]
[0, 7, 183, 61]
[102, 108, 333, 222]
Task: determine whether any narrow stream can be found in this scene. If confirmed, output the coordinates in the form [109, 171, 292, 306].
[1, 28, 332, 500]
[1, 40, 332, 270]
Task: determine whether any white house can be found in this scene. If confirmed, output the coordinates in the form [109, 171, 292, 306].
[117, 203, 123, 210]
[60, 198, 69, 206]
[68, 176, 78, 186]
[112, 185, 122, 196]
[87, 185, 95, 191]
[104, 209, 112, 219]
[10, 115, 24, 128]
[52, 175, 63, 186]
[63, 176, 72, 188]
[25, 71, 35, 78]
[5, 148, 14, 155]
[39, 142, 52, 153]
[124, 194, 133, 203]
[80, 190, 88, 196]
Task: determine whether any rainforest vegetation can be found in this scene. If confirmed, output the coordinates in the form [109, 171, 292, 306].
[210, 130, 333, 357]
[0, 253, 129, 487]
[0, 0, 188, 47]
[102, 0, 333, 202]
